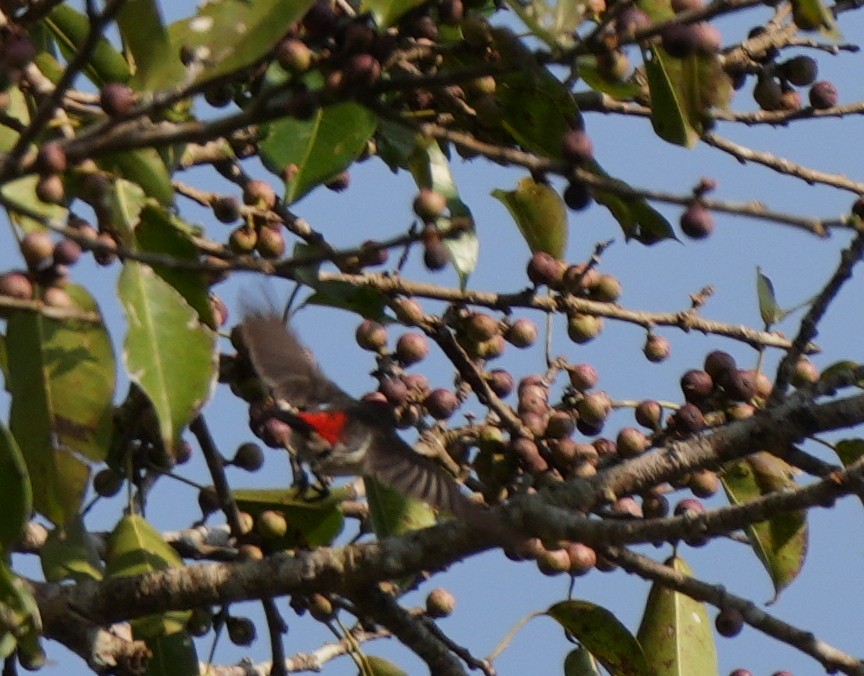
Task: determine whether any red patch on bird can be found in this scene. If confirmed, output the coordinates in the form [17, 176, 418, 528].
[296, 411, 348, 445]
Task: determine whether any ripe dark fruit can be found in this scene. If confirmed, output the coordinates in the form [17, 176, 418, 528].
[198, 486, 220, 516]
[439, 0, 464, 25]
[276, 38, 313, 73]
[406, 13, 439, 41]
[505, 318, 537, 348]
[413, 188, 447, 222]
[753, 76, 783, 111]
[226, 616, 257, 647]
[536, 548, 570, 576]
[561, 129, 594, 165]
[308, 593, 336, 622]
[715, 607, 745, 637]
[4, 34, 36, 68]
[545, 411, 575, 439]
[426, 588, 457, 618]
[779, 87, 802, 112]
[54, 239, 81, 266]
[566, 542, 597, 576]
[425, 388, 459, 420]
[356, 319, 388, 352]
[343, 53, 381, 87]
[204, 83, 233, 108]
[635, 400, 663, 429]
[779, 55, 818, 86]
[488, 369, 514, 397]
[466, 312, 499, 341]
[395, 332, 429, 365]
[526, 251, 565, 288]
[423, 238, 450, 271]
[568, 363, 598, 391]
[511, 437, 548, 473]
[21, 230, 54, 270]
[671, 0, 703, 11]
[690, 469, 719, 497]
[567, 313, 603, 344]
[100, 82, 136, 117]
[93, 468, 123, 497]
[380, 377, 409, 406]
[617, 427, 648, 458]
[671, 403, 706, 433]
[613, 496, 643, 518]
[587, 274, 622, 302]
[692, 22, 722, 55]
[233, 442, 264, 472]
[661, 23, 699, 58]
[576, 391, 612, 426]
[643, 334, 670, 362]
[725, 369, 758, 401]
[704, 350, 736, 383]
[243, 180, 277, 210]
[325, 171, 350, 192]
[642, 492, 669, 518]
[518, 384, 548, 415]
[680, 203, 714, 239]
[255, 226, 285, 259]
[35, 174, 64, 204]
[94, 232, 118, 266]
[809, 81, 838, 109]
[680, 369, 714, 403]
[35, 142, 68, 175]
[674, 497, 704, 516]
[563, 180, 592, 211]
[213, 196, 241, 224]
[0, 271, 33, 300]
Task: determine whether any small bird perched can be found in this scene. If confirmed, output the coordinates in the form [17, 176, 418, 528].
[239, 310, 481, 521]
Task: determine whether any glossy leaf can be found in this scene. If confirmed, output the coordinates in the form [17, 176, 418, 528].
[722, 453, 808, 601]
[644, 47, 732, 148]
[563, 646, 602, 676]
[40, 516, 104, 583]
[261, 102, 377, 204]
[0, 421, 30, 554]
[547, 600, 651, 676]
[492, 177, 568, 258]
[118, 262, 217, 451]
[98, 149, 175, 206]
[365, 475, 436, 537]
[637, 555, 718, 676]
[116, 0, 179, 90]
[408, 141, 478, 287]
[232, 486, 347, 548]
[105, 515, 190, 639]
[756, 267, 783, 326]
[168, 0, 316, 86]
[44, 5, 132, 86]
[8, 285, 115, 524]
[361, 655, 410, 676]
[362, 0, 426, 27]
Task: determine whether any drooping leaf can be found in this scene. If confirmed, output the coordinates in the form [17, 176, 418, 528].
[118, 262, 217, 451]
[8, 285, 115, 524]
[643, 46, 732, 148]
[408, 141, 478, 287]
[304, 281, 392, 322]
[637, 555, 718, 676]
[44, 5, 132, 86]
[756, 267, 783, 326]
[360, 655, 410, 676]
[563, 646, 602, 676]
[116, 0, 181, 90]
[365, 475, 436, 537]
[232, 486, 347, 548]
[362, 0, 427, 27]
[492, 176, 568, 258]
[0, 421, 30, 554]
[105, 515, 190, 639]
[261, 102, 377, 204]
[722, 453, 808, 601]
[98, 148, 175, 206]
[547, 600, 651, 676]
[168, 0, 316, 86]
[40, 516, 104, 583]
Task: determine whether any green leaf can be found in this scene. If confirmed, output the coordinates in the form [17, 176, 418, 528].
[790, 0, 841, 37]
[105, 515, 190, 639]
[563, 646, 602, 676]
[0, 87, 29, 153]
[261, 102, 377, 204]
[375, 117, 423, 172]
[0, 561, 42, 661]
[644, 46, 732, 148]
[756, 267, 783, 326]
[577, 57, 644, 100]
[40, 516, 104, 583]
[8, 284, 115, 524]
[304, 281, 392, 322]
[98, 148, 175, 206]
[118, 262, 217, 451]
[361, 655, 410, 676]
[835, 438, 864, 467]
[168, 0, 316, 86]
[547, 600, 652, 676]
[492, 176, 568, 258]
[0, 421, 31, 555]
[116, 0, 180, 91]
[408, 141, 478, 287]
[1, 176, 68, 234]
[722, 453, 808, 601]
[144, 630, 200, 676]
[232, 486, 347, 548]
[637, 555, 718, 676]
[365, 475, 436, 537]
[44, 5, 132, 86]
[819, 361, 863, 387]
[361, 0, 426, 27]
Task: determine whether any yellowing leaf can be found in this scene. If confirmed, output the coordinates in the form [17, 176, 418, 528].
[492, 177, 568, 258]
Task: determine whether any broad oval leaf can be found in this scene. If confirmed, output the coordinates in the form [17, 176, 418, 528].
[8, 284, 115, 524]
[756, 267, 782, 326]
[98, 148, 175, 206]
[0, 421, 30, 554]
[118, 262, 217, 451]
[168, 0, 316, 87]
[105, 515, 190, 639]
[365, 476, 436, 538]
[564, 646, 602, 676]
[492, 176, 568, 258]
[637, 555, 718, 676]
[261, 102, 377, 204]
[44, 5, 132, 86]
[722, 452, 808, 600]
[40, 516, 103, 583]
[547, 600, 651, 676]
[361, 655, 410, 676]
[116, 0, 183, 90]
[232, 486, 347, 548]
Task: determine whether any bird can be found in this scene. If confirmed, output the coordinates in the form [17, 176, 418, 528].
[239, 309, 483, 522]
